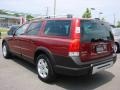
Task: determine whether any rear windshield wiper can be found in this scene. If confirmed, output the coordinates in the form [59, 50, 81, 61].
[91, 38, 107, 42]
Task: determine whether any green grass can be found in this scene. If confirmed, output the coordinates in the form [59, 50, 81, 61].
[0, 28, 8, 32]
[0, 28, 8, 38]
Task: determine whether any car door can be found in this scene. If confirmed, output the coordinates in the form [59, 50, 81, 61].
[19, 21, 42, 61]
[9, 24, 29, 55]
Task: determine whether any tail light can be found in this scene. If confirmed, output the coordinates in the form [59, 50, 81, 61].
[69, 19, 81, 57]
[69, 39, 80, 56]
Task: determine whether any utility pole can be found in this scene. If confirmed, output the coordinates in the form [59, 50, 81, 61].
[54, 0, 56, 18]
[99, 12, 103, 19]
[46, 7, 49, 17]
[113, 14, 116, 26]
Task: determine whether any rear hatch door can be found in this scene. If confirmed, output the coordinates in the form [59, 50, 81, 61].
[80, 20, 114, 62]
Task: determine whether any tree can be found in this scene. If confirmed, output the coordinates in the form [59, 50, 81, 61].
[26, 15, 34, 20]
[13, 13, 20, 17]
[117, 21, 120, 27]
[82, 8, 92, 18]
[0, 9, 20, 16]
[0, 10, 8, 15]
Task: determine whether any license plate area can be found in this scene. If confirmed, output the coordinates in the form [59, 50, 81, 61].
[92, 61, 113, 74]
[96, 44, 107, 53]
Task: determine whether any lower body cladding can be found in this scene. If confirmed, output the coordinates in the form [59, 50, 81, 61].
[54, 54, 117, 76]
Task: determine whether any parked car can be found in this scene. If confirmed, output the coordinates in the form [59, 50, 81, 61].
[2, 18, 117, 83]
[111, 28, 120, 52]
[7, 25, 20, 35]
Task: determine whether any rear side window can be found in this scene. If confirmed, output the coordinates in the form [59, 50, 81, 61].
[80, 20, 113, 42]
[25, 21, 42, 35]
[44, 20, 71, 36]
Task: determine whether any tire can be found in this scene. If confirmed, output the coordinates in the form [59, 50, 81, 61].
[2, 42, 11, 58]
[36, 54, 56, 83]
[114, 43, 119, 53]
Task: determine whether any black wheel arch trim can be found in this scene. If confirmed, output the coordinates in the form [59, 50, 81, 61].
[2, 39, 10, 49]
[2, 39, 7, 45]
[34, 47, 56, 66]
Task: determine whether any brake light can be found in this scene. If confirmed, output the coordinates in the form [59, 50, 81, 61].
[69, 39, 80, 56]
[69, 19, 81, 56]
[71, 19, 80, 39]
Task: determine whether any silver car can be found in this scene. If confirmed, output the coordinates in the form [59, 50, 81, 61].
[112, 28, 120, 52]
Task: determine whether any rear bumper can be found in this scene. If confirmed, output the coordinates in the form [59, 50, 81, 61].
[54, 65, 91, 76]
[54, 54, 117, 76]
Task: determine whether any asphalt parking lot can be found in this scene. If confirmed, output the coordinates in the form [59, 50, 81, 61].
[0, 39, 120, 90]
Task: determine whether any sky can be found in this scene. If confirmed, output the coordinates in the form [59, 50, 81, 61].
[0, 0, 120, 24]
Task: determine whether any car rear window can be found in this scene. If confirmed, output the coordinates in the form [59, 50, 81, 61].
[44, 20, 71, 36]
[80, 20, 113, 42]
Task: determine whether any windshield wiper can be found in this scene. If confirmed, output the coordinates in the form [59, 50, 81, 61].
[91, 38, 107, 42]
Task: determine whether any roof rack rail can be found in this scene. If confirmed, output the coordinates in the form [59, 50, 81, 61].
[94, 18, 100, 20]
[31, 14, 73, 21]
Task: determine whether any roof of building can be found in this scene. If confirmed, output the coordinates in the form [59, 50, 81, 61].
[0, 14, 20, 19]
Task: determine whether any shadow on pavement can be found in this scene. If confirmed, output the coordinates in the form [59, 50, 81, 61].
[10, 56, 37, 74]
[55, 71, 114, 90]
[9, 56, 114, 90]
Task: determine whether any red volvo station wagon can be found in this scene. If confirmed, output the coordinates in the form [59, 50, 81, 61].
[2, 18, 117, 82]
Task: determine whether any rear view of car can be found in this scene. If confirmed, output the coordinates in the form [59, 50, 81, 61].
[79, 19, 116, 74]
[54, 18, 116, 78]
[80, 19, 114, 62]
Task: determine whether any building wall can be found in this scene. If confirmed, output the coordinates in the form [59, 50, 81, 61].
[8, 19, 20, 27]
[0, 15, 26, 28]
[0, 18, 20, 28]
